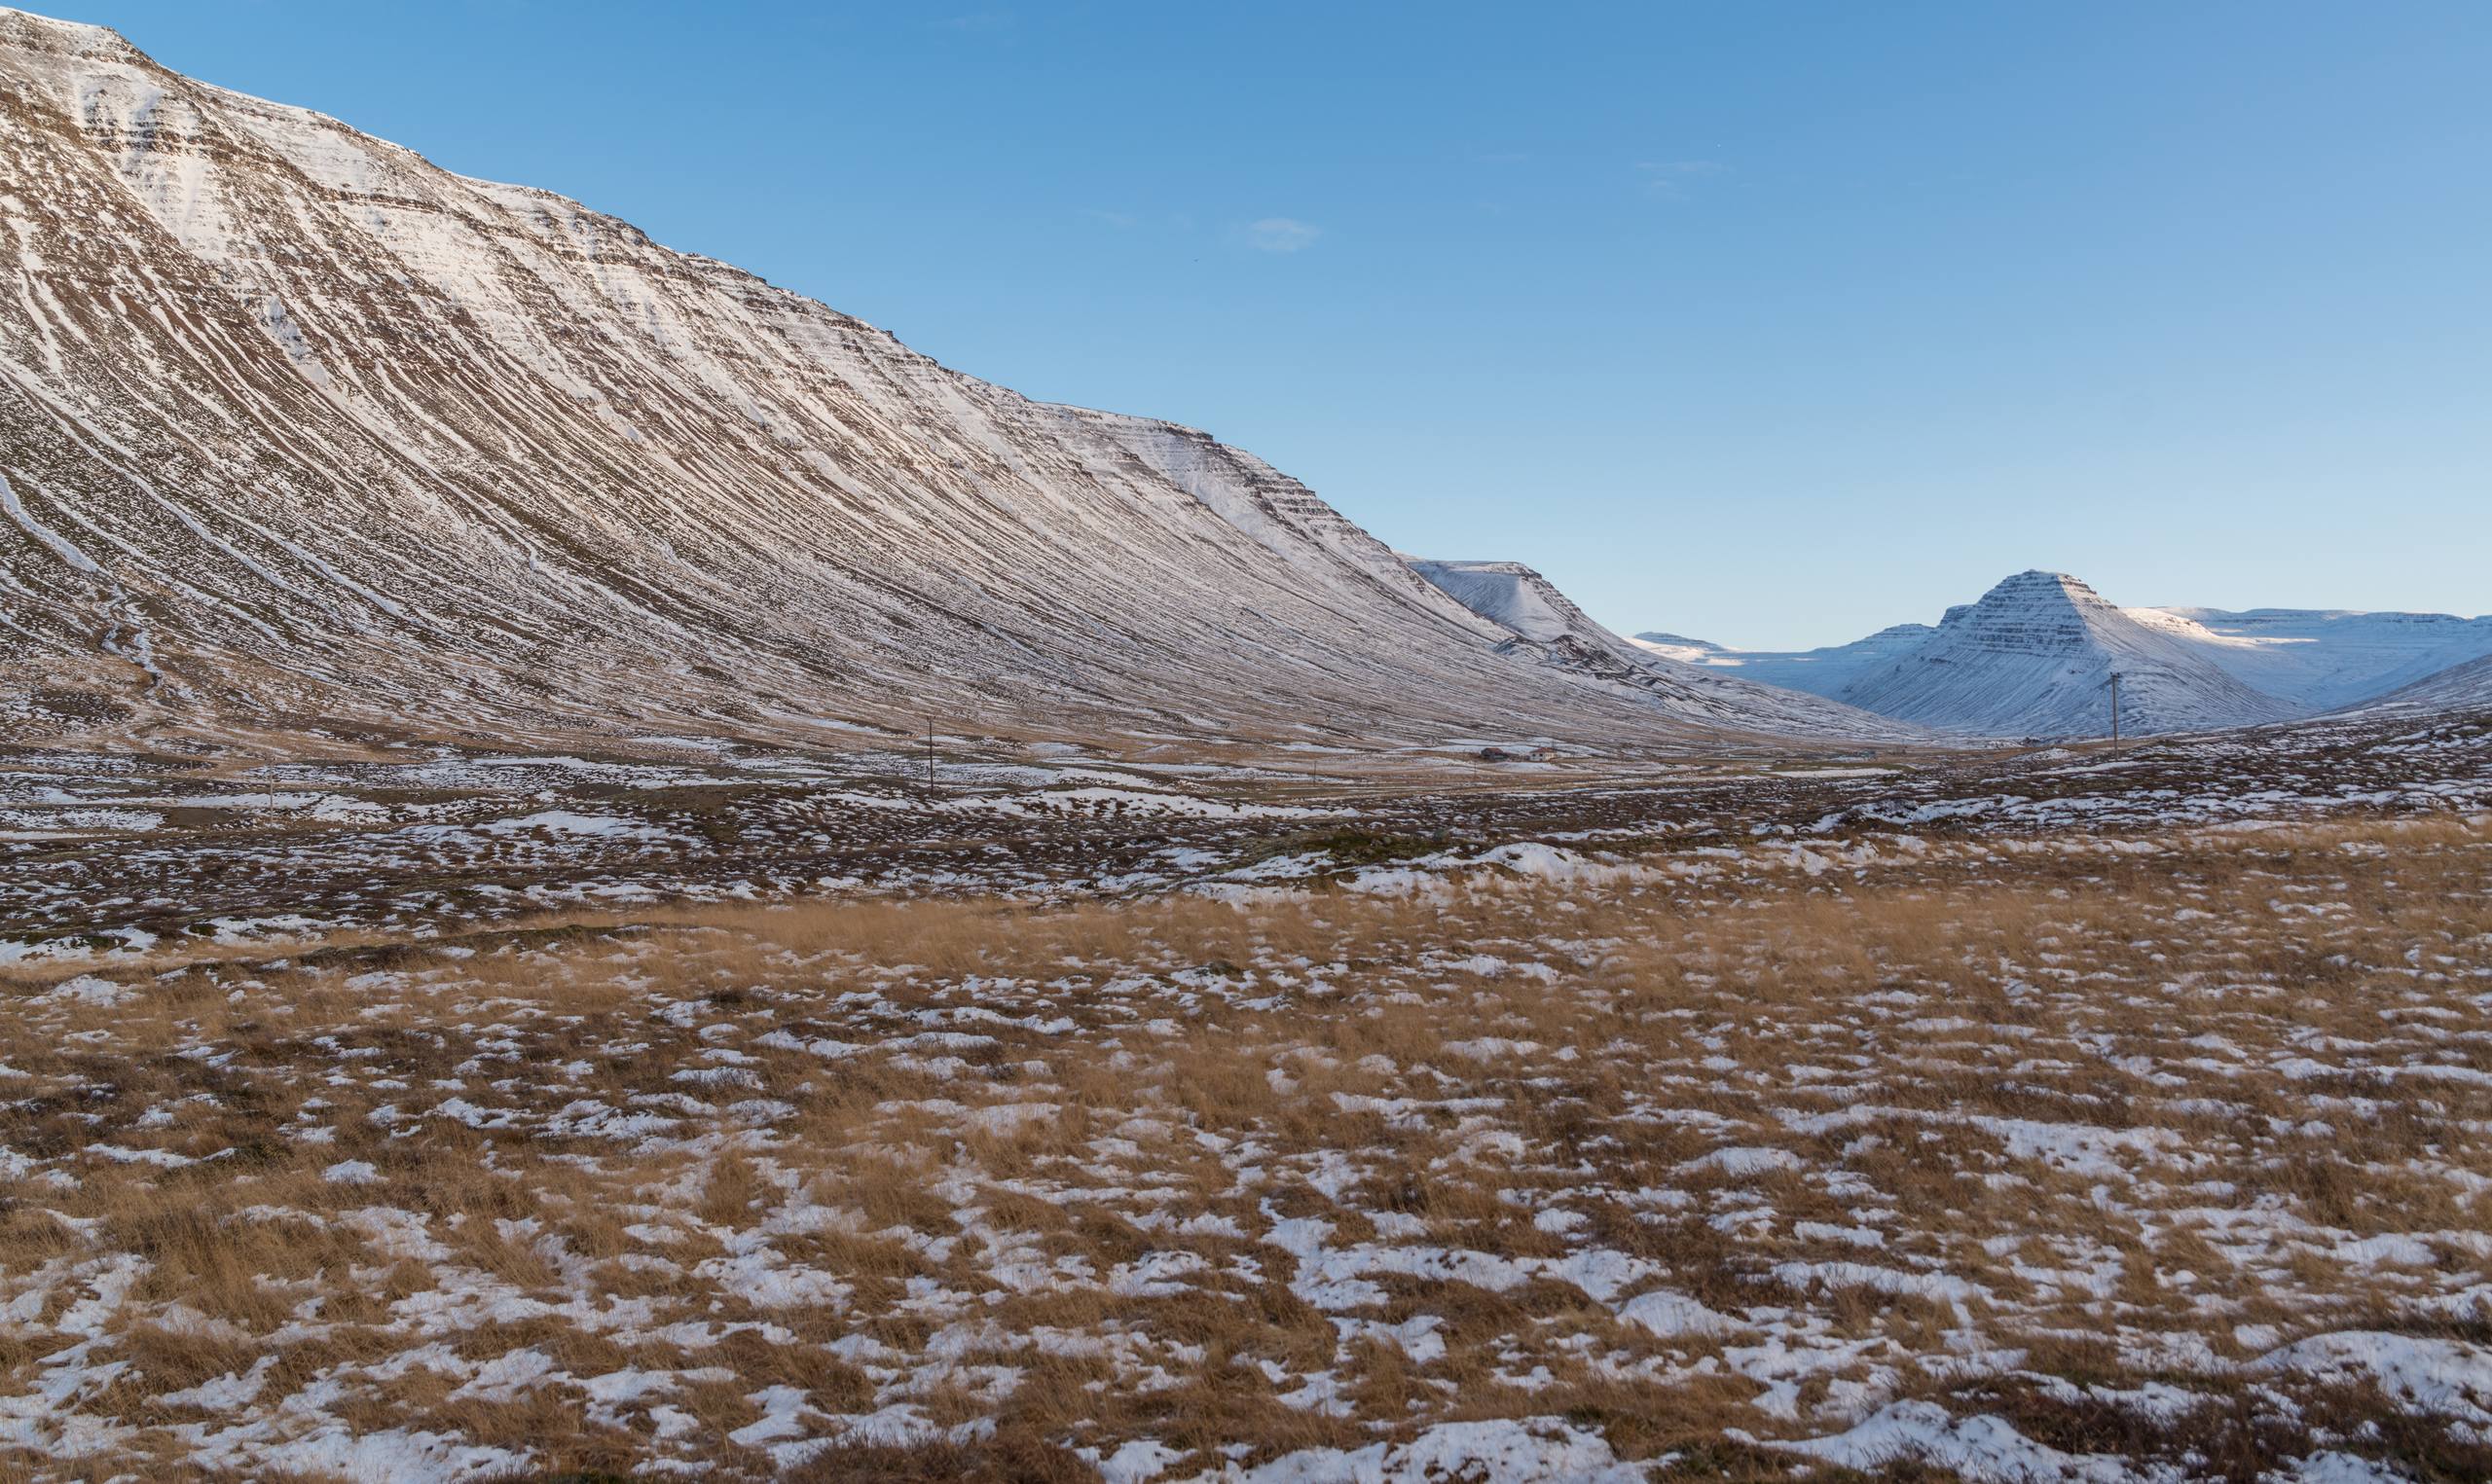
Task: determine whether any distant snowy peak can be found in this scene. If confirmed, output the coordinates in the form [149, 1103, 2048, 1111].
[1631, 624, 1938, 700]
[1923, 570, 2122, 652]
[1409, 561, 1932, 742]
[2127, 605, 2492, 710]
[1835, 570, 2299, 739]
[1647, 573, 2492, 738]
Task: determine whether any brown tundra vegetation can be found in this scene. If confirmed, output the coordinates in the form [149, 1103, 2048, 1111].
[0, 713, 2487, 1481]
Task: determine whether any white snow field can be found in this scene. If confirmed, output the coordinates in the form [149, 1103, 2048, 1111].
[1631, 623, 1941, 699]
[2134, 607, 2492, 712]
[2362, 652, 2492, 716]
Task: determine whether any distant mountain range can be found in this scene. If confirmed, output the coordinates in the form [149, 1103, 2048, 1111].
[2363, 651, 2492, 716]
[2127, 607, 2492, 710]
[1633, 625, 1938, 700]
[1407, 561, 1929, 742]
[1643, 572, 2492, 738]
[0, 9, 2481, 755]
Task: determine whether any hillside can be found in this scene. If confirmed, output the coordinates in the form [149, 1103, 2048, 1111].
[0, 10, 1852, 753]
[1631, 624, 1938, 700]
[2125, 606, 2492, 711]
[1644, 590, 2481, 732]
[1835, 570, 2298, 737]
[1645, 579, 2492, 739]
[2353, 651, 2492, 715]
[1409, 560, 1930, 742]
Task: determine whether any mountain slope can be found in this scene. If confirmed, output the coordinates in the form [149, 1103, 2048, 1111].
[1646, 597, 2492, 731]
[0, 10, 1827, 751]
[1631, 625, 1939, 700]
[2348, 652, 2492, 716]
[1835, 571, 2298, 738]
[1408, 561, 1932, 742]
[2123, 607, 2492, 711]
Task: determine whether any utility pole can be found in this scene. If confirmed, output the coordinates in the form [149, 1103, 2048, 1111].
[2107, 672, 2122, 742]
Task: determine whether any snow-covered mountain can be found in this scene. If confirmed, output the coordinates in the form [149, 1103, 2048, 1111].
[2122, 607, 2492, 711]
[2349, 652, 2492, 717]
[1409, 561, 1929, 742]
[1631, 625, 1938, 700]
[1647, 578, 2492, 738]
[1833, 571, 2297, 738]
[0, 10, 1880, 751]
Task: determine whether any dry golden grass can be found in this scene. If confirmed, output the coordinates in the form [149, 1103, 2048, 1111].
[0, 811, 2482, 1478]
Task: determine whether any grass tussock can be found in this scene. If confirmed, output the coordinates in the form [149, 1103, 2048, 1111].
[0, 812, 2482, 1478]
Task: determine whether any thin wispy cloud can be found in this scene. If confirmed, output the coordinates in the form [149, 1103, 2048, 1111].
[1085, 209, 1140, 230]
[936, 11, 1014, 37]
[1637, 159, 1727, 200]
[1245, 217, 1322, 253]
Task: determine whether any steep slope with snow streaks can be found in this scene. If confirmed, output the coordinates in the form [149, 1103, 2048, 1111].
[0, 10, 1827, 749]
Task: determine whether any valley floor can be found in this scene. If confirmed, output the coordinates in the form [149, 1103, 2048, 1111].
[0, 712, 2487, 1480]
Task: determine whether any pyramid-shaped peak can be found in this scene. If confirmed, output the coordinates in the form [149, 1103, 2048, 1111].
[1924, 570, 2142, 656]
[1846, 567, 2300, 736]
[1984, 569, 2108, 604]
[1946, 570, 2130, 632]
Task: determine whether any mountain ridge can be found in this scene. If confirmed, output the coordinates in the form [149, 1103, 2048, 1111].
[1647, 576, 2492, 738]
[1631, 624, 1939, 700]
[0, 8, 1874, 753]
[1829, 571, 2299, 737]
[2350, 651, 2492, 717]
[1407, 560, 1931, 742]
[2127, 605, 2492, 710]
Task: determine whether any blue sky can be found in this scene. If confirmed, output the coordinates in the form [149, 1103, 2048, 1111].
[46, 1, 2491, 647]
